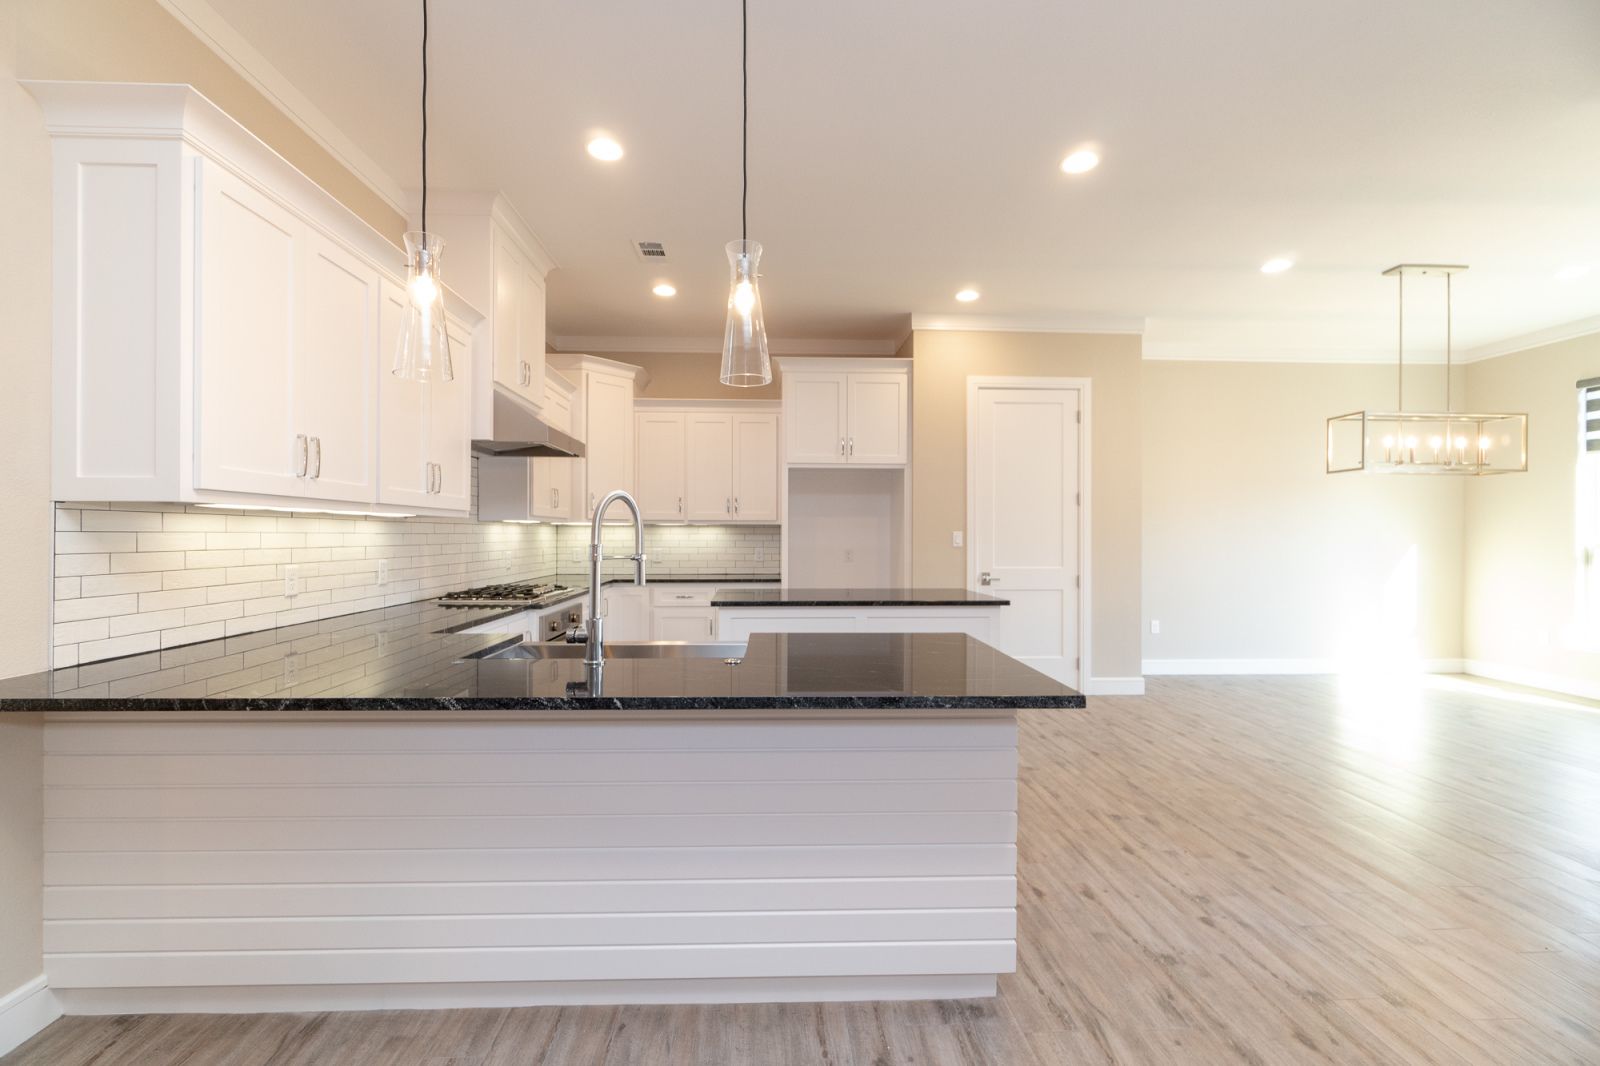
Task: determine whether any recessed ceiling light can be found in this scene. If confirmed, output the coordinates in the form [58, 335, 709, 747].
[1556, 263, 1592, 282]
[586, 137, 624, 161]
[652, 283, 677, 297]
[1260, 257, 1294, 274]
[1060, 148, 1100, 175]
[955, 289, 980, 302]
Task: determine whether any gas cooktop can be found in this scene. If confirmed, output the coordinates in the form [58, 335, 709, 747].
[436, 582, 580, 609]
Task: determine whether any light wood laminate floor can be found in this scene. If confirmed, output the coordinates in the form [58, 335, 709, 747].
[8, 675, 1599, 1065]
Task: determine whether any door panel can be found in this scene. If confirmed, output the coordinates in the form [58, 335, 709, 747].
[635, 412, 687, 520]
[582, 374, 635, 516]
[194, 165, 302, 496]
[686, 414, 735, 522]
[784, 375, 846, 464]
[846, 373, 908, 464]
[376, 278, 431, 507]
[732, 414, 780, 521]
[653, 607, 718, 642]
[974, 386, 1081, 687]
[298, 232, 378, 502]
[430, 316, 473, 511]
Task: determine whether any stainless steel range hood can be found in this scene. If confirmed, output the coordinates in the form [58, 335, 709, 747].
[471, 388, 585, 458]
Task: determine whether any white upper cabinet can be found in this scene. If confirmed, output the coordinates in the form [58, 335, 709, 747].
[297, 229, 379, 502]
[491, 234, 546, 410]
[632, 404, 779, 524]
[732, 413, 781, 521]
[636, 411, 688, 520]
[30, 82, 485, 512]
[783, 374, 848, 463]
[552, 355, 645, 521]
[195, 163, 303, 498]
[685, 413, 736, 521]
[779, 359, 910, 466]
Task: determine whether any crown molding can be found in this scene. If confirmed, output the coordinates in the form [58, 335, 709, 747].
[156, 0, 407, 216]
[1459, 314, 1600, 364]
[909, 312, 1146, 335]
[548, 335, 900, 357]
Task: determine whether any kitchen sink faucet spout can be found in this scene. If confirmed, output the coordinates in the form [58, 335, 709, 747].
[571, 489, 647, 664]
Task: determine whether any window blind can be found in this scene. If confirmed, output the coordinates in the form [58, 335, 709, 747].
[1581, 377, 1600, 452]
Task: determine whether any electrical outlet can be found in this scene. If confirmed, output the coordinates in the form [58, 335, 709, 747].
[283, 565, 300, 598]
[844, 548, 855, 563]
[951, 531, 964, 548]
[1150, 619, 1161, 635]
[283, 651, 299, 686]
[376, 559, 389, 587]
[755, 546, 764, 563]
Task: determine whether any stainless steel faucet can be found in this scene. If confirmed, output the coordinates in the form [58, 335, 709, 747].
[570, 489, 647, 664]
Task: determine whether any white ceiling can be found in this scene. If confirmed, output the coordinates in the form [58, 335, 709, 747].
[196, 0, 1600, 359]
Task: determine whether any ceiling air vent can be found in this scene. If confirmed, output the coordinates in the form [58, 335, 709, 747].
[633, 240, 668, 261]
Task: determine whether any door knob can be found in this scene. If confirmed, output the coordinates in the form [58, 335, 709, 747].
[980, 572, 996, 586]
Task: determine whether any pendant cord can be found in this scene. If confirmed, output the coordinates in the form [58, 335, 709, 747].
[1396, 269, 1404, 411]
[1445, 272, 1452, 412]
[421, 0, 429, 235]
[741, 0, 747, 243]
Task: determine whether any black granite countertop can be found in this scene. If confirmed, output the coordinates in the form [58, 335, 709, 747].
[710, 587, 1011, 607]
[0, 597, 1078, 712]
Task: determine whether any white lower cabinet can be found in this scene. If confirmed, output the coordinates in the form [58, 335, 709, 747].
[600, 586, 651, 641]
[653, 606, 719, 641]
[716, 606, 1000, 643]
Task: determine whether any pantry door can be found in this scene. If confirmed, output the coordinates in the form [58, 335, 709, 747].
[968, 378, 1087, 688]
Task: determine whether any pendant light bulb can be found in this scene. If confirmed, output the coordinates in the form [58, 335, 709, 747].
[733, 279, 756, 316]
[393, 230, 453, 382]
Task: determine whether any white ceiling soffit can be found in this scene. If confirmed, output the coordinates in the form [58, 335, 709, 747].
[910, 313, 1144, 335]
[187, 0, 1600, 359]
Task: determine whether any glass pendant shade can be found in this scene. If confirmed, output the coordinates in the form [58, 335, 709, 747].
[393, 230, 453, 382]
[720, 239, 771, 387]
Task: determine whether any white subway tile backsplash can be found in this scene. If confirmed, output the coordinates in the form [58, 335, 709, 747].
[54, 459, 782, 666]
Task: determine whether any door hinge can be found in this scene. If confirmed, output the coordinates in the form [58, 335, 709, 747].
[1075, 575, 1080, 589]
[1075, 410, 1081, 424]
[1074, 657, 1081, 669]
[1075, 491, 1080, 506]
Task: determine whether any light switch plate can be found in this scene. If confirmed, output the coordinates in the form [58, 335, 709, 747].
[283, 565, 300, 599]
[376, 559, 389, 587]
[951, 531, 964, 548]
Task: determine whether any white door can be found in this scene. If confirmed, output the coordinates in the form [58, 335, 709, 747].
[429, 315, 474, 511]
[686, 413, 735, 521]
[298, 231, 378, 503]
[732, 413, 780, 521]
[635, 412, 687, 520]
[972, 383, 1082, 688]
[653, 606, 718, 642]
[846, 372, 908, 464]
[784, 374, 847, 464]
[376, 278, 432, 508]
[518, 265, 546, 408]
[491, 235, 536, 406]
[582, 373, 635, 516]
[194, 163, 303, 497]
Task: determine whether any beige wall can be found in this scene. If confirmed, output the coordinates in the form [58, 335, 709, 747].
[909, 330, 1144, 680]
[1463, 333, 1600, 683]
[1142, 361, 1466, 667]
[587, 351, 784, 401]
[15, 0, 404, 242]
[1, 0, 406, 998]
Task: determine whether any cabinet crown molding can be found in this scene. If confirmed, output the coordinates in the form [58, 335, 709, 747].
[549, 353, 652, 390]
[773, 356, 912, 374]
[412, 190, 557, 278]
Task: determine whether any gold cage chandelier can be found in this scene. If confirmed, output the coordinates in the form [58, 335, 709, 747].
[1327, 264, 1527, 476]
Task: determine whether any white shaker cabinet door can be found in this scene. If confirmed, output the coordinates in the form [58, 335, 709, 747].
[845, 372, 908, 464]
[582, 373, 635, 516]
[635, 412, 687, 521]
[428, 315, 474, 511]
[375, 278, 432, 508]
[297, 230, 379, 503]
[783, 373, 847, 464]
[732, 413, 780, 521]
[194, 163, 304, 497]
[653, 606, 718, 642]
[685, 413, 735, 521]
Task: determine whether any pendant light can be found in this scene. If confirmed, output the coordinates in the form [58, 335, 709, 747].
[393, 0, 453, 382]
[1326, 265, 1526, 475]
[720, 0, 772, 387]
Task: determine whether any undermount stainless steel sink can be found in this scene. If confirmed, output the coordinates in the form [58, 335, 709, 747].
[474, 641, 749, 661]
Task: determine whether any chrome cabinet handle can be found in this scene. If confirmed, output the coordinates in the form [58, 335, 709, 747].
[678, 496, 683, 514]
[848, 437, 855, 456]
[734, 497, 740, 515]
[707, 617, 714, 636]
[310, 436, 322, 479]
[423, 461, 431, 493]
[590, 492, 596, 513]
[725, 497, 731, 514]
[295, 434, 308, 477]
[838, 438, 845, 456]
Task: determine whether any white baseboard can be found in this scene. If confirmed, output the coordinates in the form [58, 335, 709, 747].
[1084, 676, 1145, 695]
[1463, 659, 1600, 702]
[1142, 658, 1466, 676]
[54, 974, 997, 1016]
[0, 976, 62, 1058]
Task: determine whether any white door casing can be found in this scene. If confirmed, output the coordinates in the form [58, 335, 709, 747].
[968, 378, 1088, 689]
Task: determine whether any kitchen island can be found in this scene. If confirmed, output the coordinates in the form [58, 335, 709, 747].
[0, 599, 1080, 1015]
